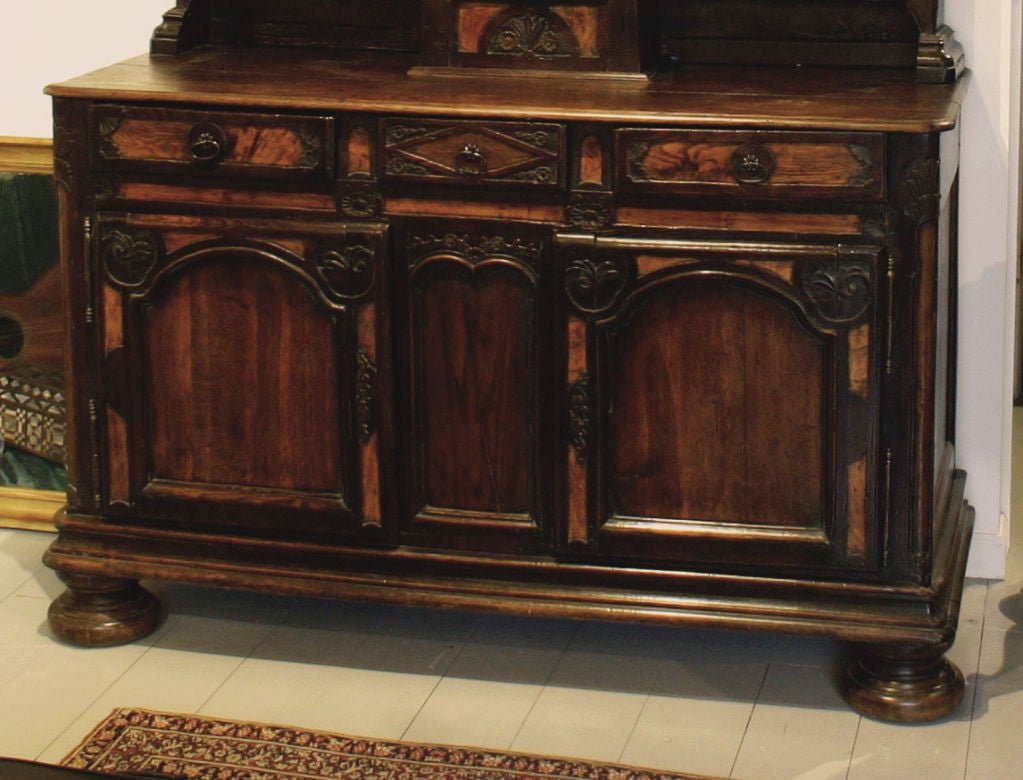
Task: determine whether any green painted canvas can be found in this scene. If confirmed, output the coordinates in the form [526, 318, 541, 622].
[0, 172, 65, 490]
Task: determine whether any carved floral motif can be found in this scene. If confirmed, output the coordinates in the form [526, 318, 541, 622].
[356, 348, 377, 445]
[567, 193, 615, 230]
[568, 374, 592, 462]
[406, 233, 542, 272]
[802, 260, 873, 323]
[101, 228, 160, 288]
[564, 254, 629, 313]
[315, 245, 375, 300]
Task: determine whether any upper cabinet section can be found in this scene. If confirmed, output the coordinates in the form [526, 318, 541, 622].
[150, 0, 964, 83]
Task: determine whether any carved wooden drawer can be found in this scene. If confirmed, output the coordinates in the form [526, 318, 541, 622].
[381, 118, 565, 189]
[617, 129, 884, 200]
[90, 105, 335, 181]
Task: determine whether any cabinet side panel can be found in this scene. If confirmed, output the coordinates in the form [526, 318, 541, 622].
[145, 259, 342, 492]
[610, 282, 826, 528]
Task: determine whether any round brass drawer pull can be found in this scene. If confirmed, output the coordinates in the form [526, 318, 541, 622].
[730, 143, 775, 184]
[454, 143, 488, 177]
[187, 122, 227, 165]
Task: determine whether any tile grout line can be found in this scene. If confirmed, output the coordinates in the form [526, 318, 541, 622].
[31, 620, 174, 762]
[728, 662, 770, 779]
[398, 642, 465, 741]
[614, 654, 666, 766]
[843, 713, 863, 780]
[961, 580, 992, 780]
[194, 623, 285, 717]
[507, 621, 581, 752]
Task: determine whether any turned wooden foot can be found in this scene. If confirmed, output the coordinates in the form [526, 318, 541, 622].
[842, 642, 964, 722]
[48, 572, 162, 647]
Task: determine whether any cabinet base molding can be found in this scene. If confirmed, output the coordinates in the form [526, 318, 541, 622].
[45, 469, 974, 722]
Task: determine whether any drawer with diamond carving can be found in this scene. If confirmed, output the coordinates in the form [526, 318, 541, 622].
[90, 105, 335, 181]
[617, 129, 884, 200]
[381, 118, 566, 190]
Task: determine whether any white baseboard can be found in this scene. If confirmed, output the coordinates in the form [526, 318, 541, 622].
[966, 513, 1010, 579]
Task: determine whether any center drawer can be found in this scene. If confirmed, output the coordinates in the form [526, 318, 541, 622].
[617, 129, 884, 200]
[90, 105, 335, 181]
[381, 118, 566, 190]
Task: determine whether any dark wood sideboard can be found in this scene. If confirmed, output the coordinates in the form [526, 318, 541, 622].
[43, 0, 973, 722]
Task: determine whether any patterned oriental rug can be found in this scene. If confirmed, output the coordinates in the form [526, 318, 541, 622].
[62, 708, 723, 780]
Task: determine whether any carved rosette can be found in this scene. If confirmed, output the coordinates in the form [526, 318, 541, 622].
[101, 227, 161, 289]
[567, 374, 592, 462]
[567, 193, 615, 230]
[315, 244, 376, 300]
[484, 11, 577, 58]
[564, 254, 630, 314]
[339, 184, 383, 218]
[801, 260, 873, 323]
[356, 347, 377, 444]
[407, 233, 542, 276]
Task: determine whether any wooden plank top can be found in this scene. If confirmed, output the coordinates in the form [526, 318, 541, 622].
[46, 47, 967, 133]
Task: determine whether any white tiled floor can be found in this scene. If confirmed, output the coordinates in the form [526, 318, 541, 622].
[1, 476, 1022, 778]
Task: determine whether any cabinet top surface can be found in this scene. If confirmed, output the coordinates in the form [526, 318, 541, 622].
[47, 47, 966, 132]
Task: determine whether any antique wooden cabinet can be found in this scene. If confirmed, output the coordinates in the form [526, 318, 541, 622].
[44, 0, 972, 722]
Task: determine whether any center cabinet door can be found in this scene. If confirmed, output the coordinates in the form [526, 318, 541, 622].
[557, 234, 883, 575]
[96, 213, 392, 542]
[394, 222, 554, 554]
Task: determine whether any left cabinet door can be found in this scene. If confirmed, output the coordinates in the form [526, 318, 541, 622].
[92, 213, 392, 542]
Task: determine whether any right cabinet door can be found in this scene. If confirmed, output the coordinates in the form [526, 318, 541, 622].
[558, 234, 884, 574]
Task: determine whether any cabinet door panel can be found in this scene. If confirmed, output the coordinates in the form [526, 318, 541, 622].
[96, 214, 391, 541]
[560, 235, 881, 573]
[399, 226, 549, 552]
[417, 267, 532, 513]
[146, 259, 342, 493]
[612, 281, 825, 529]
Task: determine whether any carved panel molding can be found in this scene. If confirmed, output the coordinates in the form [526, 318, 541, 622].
[407, 232, 543, 278]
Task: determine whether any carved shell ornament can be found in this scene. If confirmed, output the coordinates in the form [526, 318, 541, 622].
[485, 11, 577, 58]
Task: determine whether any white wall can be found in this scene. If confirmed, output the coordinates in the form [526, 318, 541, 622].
[3, 0, 1019, 578]
[2, 1, 169, 138]
[946, 0, 1020, 578]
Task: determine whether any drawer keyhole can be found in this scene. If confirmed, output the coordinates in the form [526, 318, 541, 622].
[730, 143, 775, 184]
[187, 122, 228, 165]
[454, 144, 488, 177]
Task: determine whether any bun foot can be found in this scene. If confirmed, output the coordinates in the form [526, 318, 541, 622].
[48, 572, 162, 647]
[842, 642, 965, 722]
